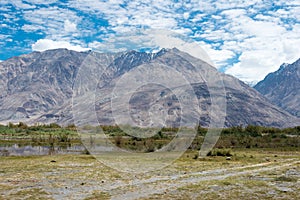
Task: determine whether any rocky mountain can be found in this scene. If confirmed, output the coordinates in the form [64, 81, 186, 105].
[254, 59, 300, 118]
[0, 48, 298, 128]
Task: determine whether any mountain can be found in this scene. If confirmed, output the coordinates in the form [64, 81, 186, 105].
[254, 59, 300, 118]
[0, 48, 298, 128]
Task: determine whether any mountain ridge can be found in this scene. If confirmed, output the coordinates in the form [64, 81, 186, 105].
[0, 48, 298, 128]
[254, 58, 300, 117]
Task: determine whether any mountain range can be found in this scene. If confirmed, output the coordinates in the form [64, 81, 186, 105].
[0, 48, 298, 128]
[254, 59, 300, 118]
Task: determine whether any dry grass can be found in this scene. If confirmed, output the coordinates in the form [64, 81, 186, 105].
[0, 149, 299, 200]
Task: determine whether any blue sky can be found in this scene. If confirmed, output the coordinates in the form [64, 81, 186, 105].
[0, 0, 299, 84]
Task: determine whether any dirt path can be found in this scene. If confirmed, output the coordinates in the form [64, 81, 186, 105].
[1, 155, 298, 200]
[108, 159, 299, 200]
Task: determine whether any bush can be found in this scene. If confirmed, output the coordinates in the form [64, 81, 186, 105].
[197, 125, 207, 136]
[17, 122, 28, 129]
[66, 123, 76, 130]
[245, 125, 262, 137]
[144, 139, 156, 153]
[47, 123, 61, 129]
[275, 176, 297, 182]
[114, 136, 122, 147]
[207, 149, 232, 157]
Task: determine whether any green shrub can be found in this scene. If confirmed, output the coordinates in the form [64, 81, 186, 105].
[207, 149, 232, 157]
[275, 176, 297, 182]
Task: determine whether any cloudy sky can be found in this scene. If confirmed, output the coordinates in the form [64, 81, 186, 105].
[0, 0, 299, 84]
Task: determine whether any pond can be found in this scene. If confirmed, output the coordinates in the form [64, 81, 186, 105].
[0, 143, 86, 156]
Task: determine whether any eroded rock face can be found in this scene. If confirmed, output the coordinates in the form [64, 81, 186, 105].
[254, 59, 300, 118]
[0, 48, 298, 127]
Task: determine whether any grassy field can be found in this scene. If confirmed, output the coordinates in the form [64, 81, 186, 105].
[0, 124, 299, 199]
[0, 148, 299, 200]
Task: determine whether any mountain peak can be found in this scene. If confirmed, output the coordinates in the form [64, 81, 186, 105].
[254, 58, 300, 117]
[279, 63, 289, 71]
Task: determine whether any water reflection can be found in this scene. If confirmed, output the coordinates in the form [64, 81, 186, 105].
[0, 143, 86, 156]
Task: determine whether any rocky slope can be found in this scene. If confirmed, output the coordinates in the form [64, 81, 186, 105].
[254, 59, 300, 117]
[0, 48, 298, 127]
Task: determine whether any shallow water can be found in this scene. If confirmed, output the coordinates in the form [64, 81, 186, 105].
[0, 143, 86, 156]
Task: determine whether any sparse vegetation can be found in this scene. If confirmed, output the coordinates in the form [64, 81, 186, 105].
[0, 123, 300, 153]
[0, 122, 79, 146]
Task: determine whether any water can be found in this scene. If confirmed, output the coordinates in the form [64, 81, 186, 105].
[0, 143, 86, 156]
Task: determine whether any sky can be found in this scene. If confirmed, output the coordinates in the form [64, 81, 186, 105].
[0, 0, 299, 84]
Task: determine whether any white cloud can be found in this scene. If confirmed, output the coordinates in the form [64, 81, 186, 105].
[285, 0, 300, 6]
[11, 0, 36, 9]
[22, 24, 43, 32]
[0, 34, 9, 40]
[67, 0, 181, 30]
[226, 51, 277, 83]
[23, 7, 81, 40]
[205, 49, 235, 68]
[221, 9, 247, 18]
[32, 39, 90, 52]
[24, 0, 58, 5]
[190, 13, 206, 23]
[183, 12, 190, 20]
[198, 29, 233, 41]
[64, 20, 77, 32]
[240, 18, 286, 37]
[225, 32, 300, 84]
[194, 4, 298, 83]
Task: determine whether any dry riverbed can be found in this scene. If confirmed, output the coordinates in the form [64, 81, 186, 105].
[0, 149, 299, 200]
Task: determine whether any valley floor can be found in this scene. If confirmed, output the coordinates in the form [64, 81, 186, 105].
[0, 149, 299, 200]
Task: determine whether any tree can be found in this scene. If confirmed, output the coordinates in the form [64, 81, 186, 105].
[245, 125, 262, 137]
